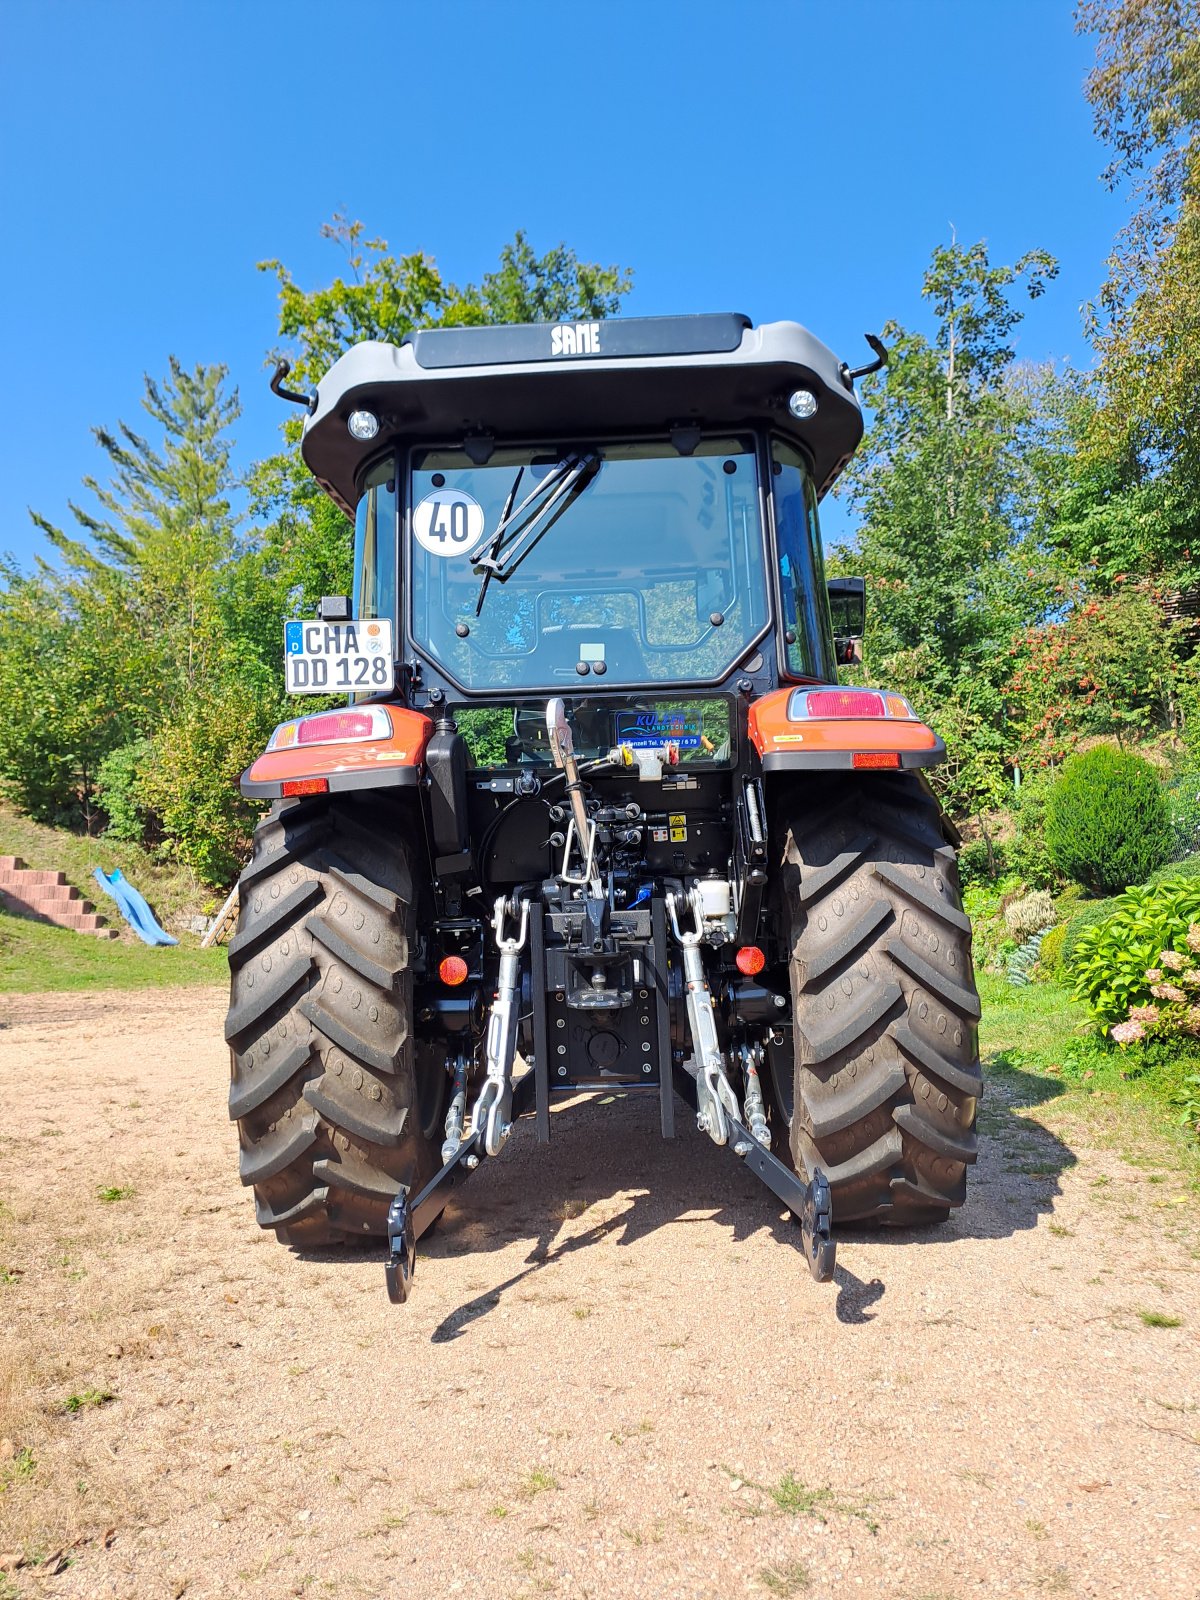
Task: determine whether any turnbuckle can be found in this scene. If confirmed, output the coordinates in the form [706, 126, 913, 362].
[469, 896, 530, 1158]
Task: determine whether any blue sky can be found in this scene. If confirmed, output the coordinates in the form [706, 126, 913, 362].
[0, 0, 1123, 569]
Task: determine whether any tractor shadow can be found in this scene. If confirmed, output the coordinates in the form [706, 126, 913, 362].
[419, 1052, 1076, 1341]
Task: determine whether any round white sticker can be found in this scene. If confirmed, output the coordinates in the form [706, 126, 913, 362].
[413, 488, 485, 558]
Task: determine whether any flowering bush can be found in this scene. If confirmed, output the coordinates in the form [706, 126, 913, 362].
[1071, 877, 1200, 1037]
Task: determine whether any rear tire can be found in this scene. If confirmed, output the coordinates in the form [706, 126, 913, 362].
[224, 794, 446, 1247]
[769, 774, 981, 1226]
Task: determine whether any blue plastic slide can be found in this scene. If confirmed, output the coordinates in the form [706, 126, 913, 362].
[92, 868, 178, 946]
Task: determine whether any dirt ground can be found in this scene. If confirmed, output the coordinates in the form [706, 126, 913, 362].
[0, 987, 1198, 1600]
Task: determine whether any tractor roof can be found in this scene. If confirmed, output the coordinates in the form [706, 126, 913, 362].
[300, 313, 864, 516]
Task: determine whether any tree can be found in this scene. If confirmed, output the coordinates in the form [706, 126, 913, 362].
[30, 359, 242, 698]
[260, 212, 633, 393]
[835, 239, 1059, 690]
[1076, 0, 1200, 561]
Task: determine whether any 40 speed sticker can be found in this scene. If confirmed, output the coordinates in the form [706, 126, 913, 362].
[413, 488, 485, 558]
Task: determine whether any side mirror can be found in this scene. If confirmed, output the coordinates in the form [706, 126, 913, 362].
[827, 576, 865, 663]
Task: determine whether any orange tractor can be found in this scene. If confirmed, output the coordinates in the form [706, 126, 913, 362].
[226, 314, 979, 1300]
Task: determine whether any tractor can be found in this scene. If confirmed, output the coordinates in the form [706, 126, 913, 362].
[226, 312, 980, 1301]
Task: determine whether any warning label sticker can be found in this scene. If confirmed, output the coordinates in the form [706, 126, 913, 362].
[668, 812, 688, 842]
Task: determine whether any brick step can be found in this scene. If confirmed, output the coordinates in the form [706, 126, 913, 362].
[0, 855, 28, 872]
[0, 888, 113, 936]
[0, 868, 67, 888]
[12, 884, 87, 906]
[0, 886, 90, 914]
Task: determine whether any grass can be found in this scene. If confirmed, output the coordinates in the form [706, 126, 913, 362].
[515, 1468, 558, 1500]
[759, 1563, 810, 1597]
[60, 1388, 114, 1414]
[976, 972, 1200, 1187]
[0, 909, 227, 993]
[97, 1186, 134, 1204]
[1138, 1310, 1184, 1328]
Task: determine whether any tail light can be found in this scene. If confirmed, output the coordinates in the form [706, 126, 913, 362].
[268, 706, 393, 751]
[281, 777, 330, 796]
[438, 956, 469, 986]
[788, 688, 915, 720]
[735, 945, 766, 976]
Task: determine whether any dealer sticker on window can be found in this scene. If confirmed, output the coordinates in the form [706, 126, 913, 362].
[284, 619, 394, 695]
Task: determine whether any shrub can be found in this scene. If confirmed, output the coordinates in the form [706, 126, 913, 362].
[1045, 746, 1173, 895]
[958, 835, 1008, 888]
[95, 739, 154, 843]
[1008, 769, 1060, 889]
[1166, 764, 1200, 859]
[1038, 921, 1069, 979]
[138, 674, 280, 886]
[1146, 853, 1200, 889]
[1070, 877, 1200, 1034]
[1061, 896, 1118, 972]
[1003, 889, 1056, 942]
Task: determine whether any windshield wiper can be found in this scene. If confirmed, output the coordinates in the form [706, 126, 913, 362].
[469, 451, 600, 616]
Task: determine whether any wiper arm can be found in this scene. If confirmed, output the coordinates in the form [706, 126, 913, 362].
[470, 451, 600, 617]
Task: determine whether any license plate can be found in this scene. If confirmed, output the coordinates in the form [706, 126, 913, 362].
[284, 619, 395, 695]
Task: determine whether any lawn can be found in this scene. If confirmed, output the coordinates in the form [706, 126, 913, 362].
[977, 971, 1200, 1187]
[0, 910, 228, 994]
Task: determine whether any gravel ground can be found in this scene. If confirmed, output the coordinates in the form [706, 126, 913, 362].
[0, 986, 1198, 1600]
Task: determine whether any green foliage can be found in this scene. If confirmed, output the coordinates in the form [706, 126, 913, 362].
[261, 213, 633, 396]
[1045, 746, 1172, 894]
[1038, 921, 1069, 980]
[138, 673, 279, 884]
[1006, 585, 1188, 764]
[95, 739, 153, 843]
[1008, 769, 1062, 888]
[1076, 0, 1200, 566]
[1060, 896, 1119, 971]
[1070, 877, 1200, 1030]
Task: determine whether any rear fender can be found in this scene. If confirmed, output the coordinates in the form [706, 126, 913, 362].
[240, 705, 434, 801]
[747, 687, 944, 773]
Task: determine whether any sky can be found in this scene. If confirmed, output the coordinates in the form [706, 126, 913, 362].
[0, 0, 1125, 570]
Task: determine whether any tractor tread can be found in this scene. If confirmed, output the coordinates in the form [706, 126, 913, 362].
[238, 1111, 319, 1186]
[224, 963, 313, 1045]
[297, 995, 402, 1076]
[775, 772, 981, 1227]
[227, 1037, 314, 1121]
[892, 1102, 978, 1164]
[226, 796, 444, 1248]
[227, 878, 323, 964]
[796, 981, 905, 1064]
[893, 1021, 983, 1098]
[806, 1060, 908, 1140]
[794, 898, 893, 990]
[883, 937, 982, 1020]
[304, 912, 404, 991]
[303, 1073, 411, 1147]
[872, 861, 972, 932]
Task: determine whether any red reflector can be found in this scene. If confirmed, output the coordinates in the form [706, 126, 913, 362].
[439, 955, 469, 986]
[281, 777, 330, 796]
[806, 690, 885, 718]
[852, 752, 902, 769]
[297, 712, 376, 744]
[736, 945, 766, 976]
